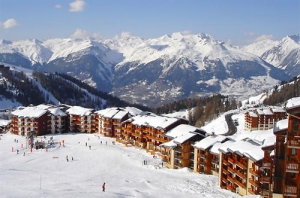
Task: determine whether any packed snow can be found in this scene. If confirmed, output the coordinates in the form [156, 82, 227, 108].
[0, 132, 259, 198]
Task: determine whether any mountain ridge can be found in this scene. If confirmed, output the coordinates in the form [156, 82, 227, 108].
[0, 32, 295, 107]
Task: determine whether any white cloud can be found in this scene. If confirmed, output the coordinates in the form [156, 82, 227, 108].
[55, 4, 62, 9]
[69, 0, 85, 12]
[1, 18, 19, 29]
[253, 34, 275, 42]
[70, 29, 89, 39]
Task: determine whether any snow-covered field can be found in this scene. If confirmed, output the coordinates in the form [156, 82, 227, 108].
[0, 132, 259, 198]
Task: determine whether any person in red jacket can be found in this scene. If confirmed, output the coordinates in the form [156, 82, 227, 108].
[102, 182, 106, 192]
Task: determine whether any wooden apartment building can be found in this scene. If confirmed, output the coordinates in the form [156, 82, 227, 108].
[272, 97, 300, 198]
[66, 106, 95, 133]
[10, 106, 49, 136]
[245, 106, 286, 131]
[193, 135, 229, 175]
[122, 114, 188, 151]
[160, 124, 206, 169]
[96, 108, 130, 138]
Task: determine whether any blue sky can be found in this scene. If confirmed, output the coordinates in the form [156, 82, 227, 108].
[0, 0, 299, 45]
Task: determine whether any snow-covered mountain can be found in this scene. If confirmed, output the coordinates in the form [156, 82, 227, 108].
[111, 32, 289, 106]
[0, 32, 292, 107]
[0, 38, 123, 92]
[243, 35, 300, 77]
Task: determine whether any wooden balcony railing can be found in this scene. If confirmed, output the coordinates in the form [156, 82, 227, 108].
[260, 176, 271, 183]
[235, 170, 246, 179]
[248, 188, 259, 195]
[249, 168, 260, 176]
[284, 186, 297, 196]
[287, 136, 300, 148]
[236, 160, 247, 169]
[131, 132, 142, 137]
[228, 158, 234, 164]
[227, 166, 235, 174]
[286, 162, 299, 172]
[249, 178, 260, 187]
[234, 178, 246, 188]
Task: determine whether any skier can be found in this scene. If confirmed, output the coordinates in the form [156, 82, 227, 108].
[66, 155, 69, 162]
[102, 182, 106, 192]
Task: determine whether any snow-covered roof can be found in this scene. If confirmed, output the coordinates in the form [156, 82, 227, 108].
[173, 132, 196, 145]
[131, 114, 180, 129]
[249, 111, 258, 117]
[48, 107, 67, 116]
[124, 107, 143, 116]
[244, 145, 264, 162]
[66, 106, 94, 116]
[210, 140, 235, 155]
[262, 136, 276, 147]
[102, 108, 120, 118]
[218, 139, 261, 158]
[263, 109, 273, 115]
[97, 107, 141, 119]
[273, 119, 288, 133]
[11, 106, 48, 118]
[36, 104, 53, 110]
[113, 110, 128, 120]
[271, 106, 285, 113]
[256, 109, 264, 115]
[0, 119, 11, 127]
[286, 97, 300, 110]
[160, 139, 177, 148]
[193, 135, 227, 150]
[165, 124, 199, 138]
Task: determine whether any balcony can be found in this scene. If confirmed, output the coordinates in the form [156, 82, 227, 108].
[223, 159, 228, 165]
[287, 136, 300, 148]
[284, 186, 298, 196]
[211, 158, 219, 165]
[227, 166, 235, 174]
[249, 178, 260, 187]
[249, 168, 260, 176]
[236, 160, 247, 170]
[248, 187, 260, 195]
[261, 162, 271, 169]
[286, 162, 299, 173]
[235, 170, 246, 179]
[260, 176, 271, 183]
[228, 158, 234, 164]
[234, 178, 246, 188]
[132, 132, 142, 137]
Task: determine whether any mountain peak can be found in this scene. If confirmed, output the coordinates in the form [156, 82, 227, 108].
[285, 34, 300, 44]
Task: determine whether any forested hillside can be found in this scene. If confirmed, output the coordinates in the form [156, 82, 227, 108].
[0, 66, 149, 111]
[152, 94, 238, 127]
[263, 76, 300, 106]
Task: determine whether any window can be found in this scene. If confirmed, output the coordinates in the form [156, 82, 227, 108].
[293, 120, 299, 134]
[291, 148, 296, 156]
[290, 173, 296, 179]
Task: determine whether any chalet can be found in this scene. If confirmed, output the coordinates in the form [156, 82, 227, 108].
[210, 140, 235, 177]
[47, 107, 67, 134]
[245, 106, 286, 131]
[193, 135, 228, 175]
[97, 108, 128, 137]
[10, 106, 49, 136]
[66, 106, 95, 133]
[96, 107, 142, 138]
[246, 136, 275, 198]
[125, 114, 189, 151]
[159, 124, 205, 169]
[160, 128, 206, 169]
[272, 97, 300, 198]
[219, 139, 261, 196]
